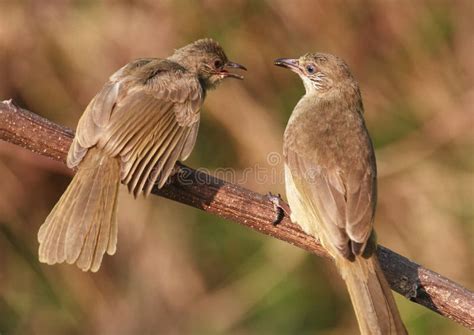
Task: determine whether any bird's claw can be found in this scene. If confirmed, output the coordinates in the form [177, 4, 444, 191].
[267, 192, 291, 226]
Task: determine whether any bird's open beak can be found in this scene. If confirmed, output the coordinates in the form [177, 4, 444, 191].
[220, 61, 247, 80]
[274, 58, 299, 72]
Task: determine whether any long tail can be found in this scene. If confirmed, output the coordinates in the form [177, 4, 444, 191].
[38, 148, 120, 272]
[337, 254, 407, 335]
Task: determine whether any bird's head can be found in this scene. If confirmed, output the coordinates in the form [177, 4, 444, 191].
[274, 53, 356, 95]
[171, 38, 246, 89]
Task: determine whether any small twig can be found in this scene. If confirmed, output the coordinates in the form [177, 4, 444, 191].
[0, 100, 473, 330]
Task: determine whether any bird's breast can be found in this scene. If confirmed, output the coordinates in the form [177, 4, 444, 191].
[285, 99, 372, 172]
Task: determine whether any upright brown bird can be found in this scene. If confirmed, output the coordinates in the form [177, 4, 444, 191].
[38, 38, 246, 272]
[274, 54, 407, 334]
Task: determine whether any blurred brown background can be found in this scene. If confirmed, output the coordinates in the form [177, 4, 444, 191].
[0, 0, 472, 334]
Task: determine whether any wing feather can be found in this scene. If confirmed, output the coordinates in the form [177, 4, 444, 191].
[140, 126, 185, 195]
[120, 108, 176, 183]
[286, 150, 351, 256]
[123, 108, 178, 189]
[180, 119, 200, 160]
[128, 122, 181, 196]
[345, 170, 376, 244]
[152, 126, 187, 190]
[102, 97, 161, 156]
[285, 134, 375, 259]
[68, 59, 204, 197]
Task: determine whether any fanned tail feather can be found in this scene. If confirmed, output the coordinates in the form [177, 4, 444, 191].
[38, 148, 120, 272]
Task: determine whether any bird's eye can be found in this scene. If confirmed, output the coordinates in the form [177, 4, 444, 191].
[306, 64, 316, 74]
[214, 59, 223, 69]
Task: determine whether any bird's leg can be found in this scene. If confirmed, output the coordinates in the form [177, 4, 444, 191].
[267, 192, 292, 226]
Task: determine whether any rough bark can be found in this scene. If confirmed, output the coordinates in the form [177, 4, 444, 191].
[0, 100, 473, 330]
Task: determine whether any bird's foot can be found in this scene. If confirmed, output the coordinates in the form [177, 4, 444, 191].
[267, 192, 291, 226]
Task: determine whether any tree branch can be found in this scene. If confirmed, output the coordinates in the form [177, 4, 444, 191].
[0, 99, 472, 330]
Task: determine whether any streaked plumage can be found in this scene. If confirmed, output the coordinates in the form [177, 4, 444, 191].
[275, 54, 406, 334]
[38, 39, 245, 272]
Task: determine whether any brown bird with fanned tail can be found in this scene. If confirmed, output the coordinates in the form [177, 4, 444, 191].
[38, 39, 246, 272]
[274, 54, 407, 334]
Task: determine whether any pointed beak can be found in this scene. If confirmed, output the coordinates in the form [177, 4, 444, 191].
[221, 61, 247, 80]
[274, 58, 299, 72]
[226, 61, 247, 71]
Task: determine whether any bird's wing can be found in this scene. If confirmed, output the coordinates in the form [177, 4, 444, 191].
[67, 59, 203, 197]
[284, 130, 376, 259]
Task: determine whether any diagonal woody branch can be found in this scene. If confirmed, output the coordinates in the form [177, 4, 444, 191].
[0, 99, 473, 330]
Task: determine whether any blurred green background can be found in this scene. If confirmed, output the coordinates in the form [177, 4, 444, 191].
[0, 0, 472, 334]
